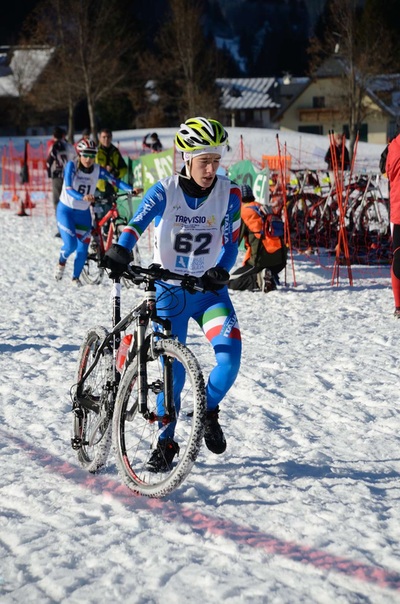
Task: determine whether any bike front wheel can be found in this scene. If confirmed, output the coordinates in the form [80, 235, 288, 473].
[72, 326, 113, 472]
[112, 338, 206, 497]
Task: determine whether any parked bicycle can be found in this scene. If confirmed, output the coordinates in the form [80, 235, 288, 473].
[284, 169, 329, 247]
[346, 175, 389, 237]
[81, 190, 142, 286]
[71, 263, 210, 498]
[284, 171, 389, 250]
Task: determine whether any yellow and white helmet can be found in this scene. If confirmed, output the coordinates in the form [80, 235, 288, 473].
[175, 117, 229, 159]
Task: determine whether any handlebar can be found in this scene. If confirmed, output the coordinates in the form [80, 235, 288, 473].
[122, 263, 225, 294]
[93, 189, 143, 206]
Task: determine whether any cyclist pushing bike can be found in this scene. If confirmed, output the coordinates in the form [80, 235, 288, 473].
[102, 116, 242, 471]
[54, 139, 133, 286]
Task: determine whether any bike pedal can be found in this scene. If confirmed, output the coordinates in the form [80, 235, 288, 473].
[71, 437, 82, 450]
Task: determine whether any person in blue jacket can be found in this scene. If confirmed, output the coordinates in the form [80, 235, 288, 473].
[102, 117, 242, 471]
[54, 139, 132, 285]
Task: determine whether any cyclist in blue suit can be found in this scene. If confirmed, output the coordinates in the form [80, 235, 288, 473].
[54, 139, 132, 285]
[103, 117, 242, 472]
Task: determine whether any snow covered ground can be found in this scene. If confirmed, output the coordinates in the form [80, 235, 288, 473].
[1, 128, 399, 603]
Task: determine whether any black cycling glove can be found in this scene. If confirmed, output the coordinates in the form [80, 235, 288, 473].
[201, 267, 230, 291]
[101, 243, 132, 277]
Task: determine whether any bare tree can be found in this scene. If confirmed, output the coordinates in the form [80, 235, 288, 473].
[21, 6, 80, 139]
[135, 0, 220, 126]
[21, 0, 139, 140]
[308, 0, 395, 158]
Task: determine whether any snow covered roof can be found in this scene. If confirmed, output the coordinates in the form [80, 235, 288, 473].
[216, 77, 281, 110]
[314, 56, 400, 119]
[314, 55, 347, 78]
[367, 74, 400, 118]
[216, 76, 309, 115]
[0, 46, 54, 98]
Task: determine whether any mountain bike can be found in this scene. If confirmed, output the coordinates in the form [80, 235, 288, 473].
[286, 172, 390, 249]
[346, 175, 389, 236]
[81, 190, 142, 286]
[285, 170, 330, 248]
[70, 263, 208, 498]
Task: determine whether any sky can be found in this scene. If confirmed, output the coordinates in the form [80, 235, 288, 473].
[1, 128, 399, 604]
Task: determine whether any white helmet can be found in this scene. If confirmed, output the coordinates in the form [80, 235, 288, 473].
[76, 139, 97, 156]
[175, 117, 229, 157]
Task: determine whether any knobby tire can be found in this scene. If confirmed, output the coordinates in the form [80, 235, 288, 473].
[112, 338, 206, 497]
[72, 326, 113, 472]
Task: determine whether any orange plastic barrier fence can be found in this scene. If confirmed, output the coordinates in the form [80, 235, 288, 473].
[1, 141, 52, 216]
[261, 155, 292, 170]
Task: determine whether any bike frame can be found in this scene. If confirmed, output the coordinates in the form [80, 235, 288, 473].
[75, 273, 177, 424]
[92, 202, 120, 256]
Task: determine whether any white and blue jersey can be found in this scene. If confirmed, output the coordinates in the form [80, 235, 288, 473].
[56, 160, 131, 279]
[118, 174, 241, 273]
[59, 160, 131, 210]
[118, 174, 242, 419]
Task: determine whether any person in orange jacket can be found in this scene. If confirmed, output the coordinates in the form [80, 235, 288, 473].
[228, 184, 287, 292]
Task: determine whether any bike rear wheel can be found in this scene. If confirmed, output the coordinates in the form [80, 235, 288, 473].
[360, 199, 390, 235]
[72, 326, 113, 472]
[112, 338, 206, 497]
[81, 244, 105, 285]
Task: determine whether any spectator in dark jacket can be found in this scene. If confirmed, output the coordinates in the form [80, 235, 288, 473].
[142, 132, 163, 153]
[324, 132, 350, 170]
[46, 126, 77, 223]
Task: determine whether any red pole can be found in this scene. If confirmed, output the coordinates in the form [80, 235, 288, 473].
[330, 131, 353, 286]
[277, 134, 296, 286]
